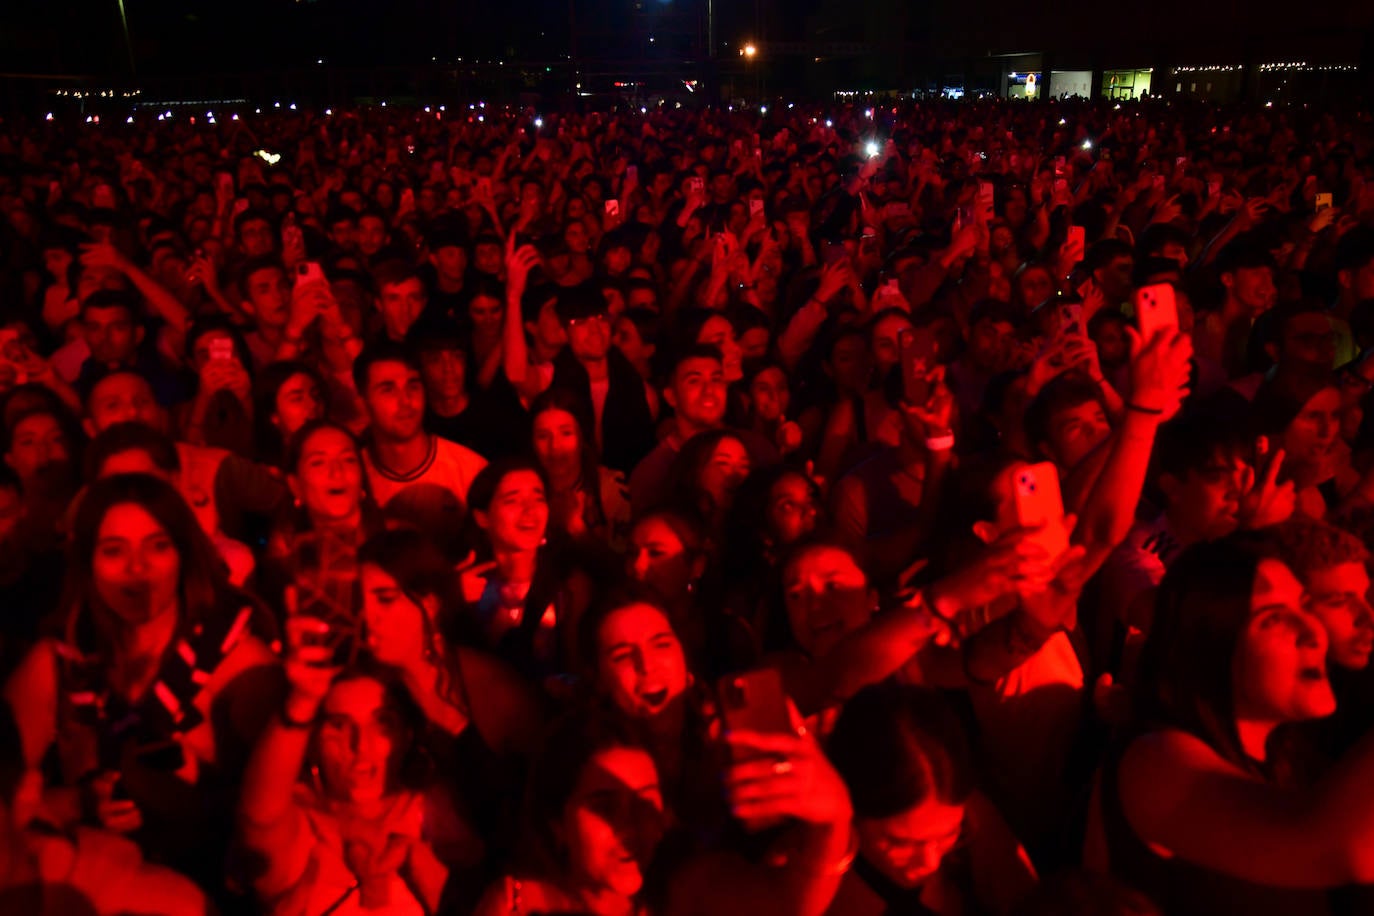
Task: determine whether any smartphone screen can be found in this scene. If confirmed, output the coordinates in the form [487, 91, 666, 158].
[1067, 225, 1085, 255]
[899, 327, 938, 406]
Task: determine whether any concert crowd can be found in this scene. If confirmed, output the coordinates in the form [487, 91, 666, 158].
[0, 97, 1373, 914]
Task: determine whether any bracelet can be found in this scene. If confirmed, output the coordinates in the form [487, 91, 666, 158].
[1126, 402, 1165, 416]
[280, 706, 314, 730]
[924, 433, 955, 452]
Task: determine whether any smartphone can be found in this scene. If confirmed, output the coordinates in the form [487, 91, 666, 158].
[749, 198, 764, 218]
[605, 199, 620, 217]
[1175, 156, 1187, 168]
[977, 181, 995, 221]
[1067, 225, 1085, 255]
[294, 529, 361, 668]
[296, 261, 326, 287]
[1058, 303, 1085, 341]
[209, 338, 234, 362]
[1315, 192, 1333, 212]
[899, 326, 939, 406]
[718, 669, 792, 761]
[688, 176, 705, 194]
[1135, 282, 1179, 339]
[1012, 462, 1070, 563]
[1053, 156, 1066, 176]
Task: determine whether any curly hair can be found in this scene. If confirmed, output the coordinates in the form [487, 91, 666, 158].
[1261, 517, 1369, 583]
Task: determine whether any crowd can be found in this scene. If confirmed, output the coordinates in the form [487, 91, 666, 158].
[0, 95, 1372, 914]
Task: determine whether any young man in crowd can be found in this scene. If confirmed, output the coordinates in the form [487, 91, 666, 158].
[355, 341, 487, 547]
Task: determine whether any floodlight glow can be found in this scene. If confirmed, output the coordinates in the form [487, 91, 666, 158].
[1082, 139, 1093, 150]
[534, 117, 544, 128]
[865, 140, 881, 158]
[743, 43, 758, 59]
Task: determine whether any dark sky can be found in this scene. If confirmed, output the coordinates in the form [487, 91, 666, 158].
[2, 0, 1369, 78]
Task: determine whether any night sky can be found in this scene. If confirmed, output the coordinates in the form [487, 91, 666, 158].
[1, 0, 1370, 78]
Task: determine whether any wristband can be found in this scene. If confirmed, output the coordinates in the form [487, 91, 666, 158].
[924, 433, 955, 452]
[1126, 402, 1164, 416]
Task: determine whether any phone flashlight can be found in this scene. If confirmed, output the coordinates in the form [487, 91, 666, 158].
[865, 140, 881, 159]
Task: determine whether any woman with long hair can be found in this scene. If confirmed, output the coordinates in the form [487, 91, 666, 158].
[459, 457, 594, 680]
[529, 388, 631, 550]
[826, 683, 1037, 914]
[4, 473, 280, 891]
[1094, 534, 1374, 914]
[262, 419, 384, 617]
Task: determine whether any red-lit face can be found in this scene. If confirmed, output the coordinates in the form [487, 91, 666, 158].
[292, 426, 363, 523]
[1305, 562, 1374, 671]
[697, 316, 742, 383]
[361, 562, 430, 670]
[5, 413, 68, 484]
[479, 470, 548, 553]
[596, 601, 689, 719]
[273, 373, 324, 441]
[92, 502, 181, 625]
[377, 278, 426, 341]
[363, 360, 425, 443]
[781, 545, 874, 658]
[561, 746, 665, 901]
[532, 408, 582, 478]
[857, 796, 966, 890]
[317, 677, 404, 805]
[1282, 387, 1341, 469]
[1234, 559, 1336, 723]
[87, 373, 163, 434]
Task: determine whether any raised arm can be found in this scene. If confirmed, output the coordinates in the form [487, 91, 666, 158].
[502, 241, 540, 391]
[1073, 328, 1192, 575]
[670, 726, 854, 916]
[237, 613, 335, 899]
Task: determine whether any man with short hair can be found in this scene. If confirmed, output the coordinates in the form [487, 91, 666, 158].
[81, 367, 289, 544]
[422, 224, 471, 321]
[372, 262, 428, 344]
[628, 344, 777, 515]
[407, 317, 524, 461]
[237, 256, 293, 369]
[74, 290, 184, 405]
[356, 208, 391, 260]
[1196, 240, 1279, 377]
[355, 342, 487, 545]
[1266, 515, 1374, 762]
[547, 284, 657, 474]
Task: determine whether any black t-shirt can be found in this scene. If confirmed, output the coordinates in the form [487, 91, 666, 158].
[427, 375, 527, 461]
